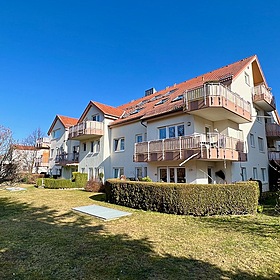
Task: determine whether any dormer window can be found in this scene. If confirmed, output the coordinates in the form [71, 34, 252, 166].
[171, 95, 183, 102]
[155, 98, 168, 106]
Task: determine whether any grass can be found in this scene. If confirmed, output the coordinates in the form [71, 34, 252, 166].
[0, 184, 279, 280]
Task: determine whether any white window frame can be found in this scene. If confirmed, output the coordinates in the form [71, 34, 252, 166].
[253, 167, 258, 180]
[114, 137, 125, 152]
[258, 137, 264, 152]
[113, 167, 124, 178]
[135, 167, 143, 179]
[92, 114, 100, 122]
[135, 134, 143, 143]
[241, 167, 247, 181]
[249, 133, 255, 148]
[158, 123, 185, 140]
[245, 72, 250, 86]
[261, 168, 267, 182]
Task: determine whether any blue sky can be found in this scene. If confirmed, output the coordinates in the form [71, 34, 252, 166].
[1, 1, 280, 141]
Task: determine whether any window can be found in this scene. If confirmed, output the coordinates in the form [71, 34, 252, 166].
[135, 167, 142, 179]
[113, 167, 124, 178]
[258, 137, 264, 152]
[155, 98, 168, 106]
[50, 149, 54, 158]
[81, 168, 85, 173]
[52, 129, 61, 139]
[159, 127, 166, 139]
[90, 141, 94, 153]
[144, 167, 147, 177]
[245, 72, 250, 86]
[169, 126, 176, 138]
[159, 124, 185, 139]
[177, 125, 185, 136]
[114, 138, 125, 152]
[241, 167, 247, 181]
[171, 95, 183, 102]
[253, 167, 258, 180]
[96, 140, 100, 153]
[261, 168, 267, 182]
[250, 133, 255, 147]
[135, 134, 143, 143]
[83, 143, 87, 152]
[92, 114, 100, 121]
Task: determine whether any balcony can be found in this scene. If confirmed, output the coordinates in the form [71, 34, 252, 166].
[69, 121, 104, 140]
[134, 133, 246, 163]
[184, 83, 251, 123]
[266, 123, 280, 139]
[268, 150, 280, 162]
[253, 84, 276, 112]
[55, 152, 79, 166]
[34, 159, 49, 167]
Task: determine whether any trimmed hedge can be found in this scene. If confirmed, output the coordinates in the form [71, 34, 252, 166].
[105, 180, 259, 216]
[36, 173, 88, 189]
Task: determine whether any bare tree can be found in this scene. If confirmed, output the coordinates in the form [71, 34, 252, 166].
[0, 125, 20, 184]
[21, 128, 45, 174]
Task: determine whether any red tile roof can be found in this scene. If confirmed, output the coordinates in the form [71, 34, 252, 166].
[13, 144, 36, 151]
[48, 115, 78, 135]
[110, 55, 257, 126]
[78, 101, 124, 123]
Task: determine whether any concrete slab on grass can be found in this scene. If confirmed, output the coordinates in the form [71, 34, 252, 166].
[73, 205, 132, 221]
[6, 187, 26, 191]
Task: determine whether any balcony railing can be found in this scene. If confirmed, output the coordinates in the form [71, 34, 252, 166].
[34, 159, 49, 167]
[55, 152, 79, 166]
[69, 121, 104, 140]
[134, 133, 246, 162]
[253, 84, 276, 112]
[184, 83, 251, 123]
[266, 123, 280, 138]
[268, 150, 280, 161]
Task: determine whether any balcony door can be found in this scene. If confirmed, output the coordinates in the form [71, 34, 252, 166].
[159, 167, 186, 183]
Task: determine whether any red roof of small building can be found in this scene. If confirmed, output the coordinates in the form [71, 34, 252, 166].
[13, 144, 36, 151]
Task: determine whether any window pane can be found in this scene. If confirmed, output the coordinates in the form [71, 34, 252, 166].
[177, 125, 185, 136]
[120, 139, 125, 150]
[114, 139, 118, 151]
[169, 126, 175, 138]
[159, 128, 166, 139]
[159, 168, 167, 182]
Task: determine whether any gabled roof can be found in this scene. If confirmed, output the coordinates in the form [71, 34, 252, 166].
[47, 115, 78, 135]
[78, 101, 124, 123]
[110, 55, 258, 126]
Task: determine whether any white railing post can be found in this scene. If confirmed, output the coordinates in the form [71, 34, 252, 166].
[147, 141, 150, 161]
[162, 139, 165, 160]
[179, 136, 182, 159]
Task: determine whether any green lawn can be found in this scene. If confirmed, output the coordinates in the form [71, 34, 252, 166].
[0, 185, 279, 280]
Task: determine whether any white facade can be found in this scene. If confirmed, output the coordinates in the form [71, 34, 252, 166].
[48, 56, 278, 191]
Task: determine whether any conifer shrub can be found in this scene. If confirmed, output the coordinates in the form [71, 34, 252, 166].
[105, 180, 259, 216]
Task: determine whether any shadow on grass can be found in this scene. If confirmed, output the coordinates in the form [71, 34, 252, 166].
[0, 197, 277, 280]
[89, 193, 106, 202]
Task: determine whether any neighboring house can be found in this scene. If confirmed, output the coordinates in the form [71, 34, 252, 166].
[34, 137, 50, 174]
[13, 145, 37, 173]
[49, 55, 279, 192]
[47, 115, 79, 179]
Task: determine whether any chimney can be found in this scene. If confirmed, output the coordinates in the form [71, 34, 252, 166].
[145, 88, 157, 96]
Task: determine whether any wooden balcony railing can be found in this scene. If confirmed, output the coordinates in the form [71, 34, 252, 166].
[266, 123, 280, 138]
[134, 133, 246, 162]
[34, 159, 49, 167]
[69, 121, 104, 140]
[55, 152, 79, 166]
[184, 83, 251, 123]
[253, 84, 276, 112]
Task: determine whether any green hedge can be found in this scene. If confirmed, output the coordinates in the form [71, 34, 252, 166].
[105, 180, 259, 216]
[36, 172, 88, 189]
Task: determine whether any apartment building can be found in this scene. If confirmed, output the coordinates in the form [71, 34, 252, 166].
[48, 55, 279, 191]
[48, 115, 79, 178]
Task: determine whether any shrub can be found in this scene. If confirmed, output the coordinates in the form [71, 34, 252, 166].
[105, 180, 259, 216]
[85, 179, 105, 192]
[141, 176, 152, 182]
[36, 172, 88, 189]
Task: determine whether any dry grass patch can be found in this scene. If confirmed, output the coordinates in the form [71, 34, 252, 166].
[0, 184, 279, 279]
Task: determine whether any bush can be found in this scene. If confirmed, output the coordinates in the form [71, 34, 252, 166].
[20, 173, 44, 184]
[105, 180, 259, 216]
[85, 179, 105, 192]
[36, 172, 88, 189]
